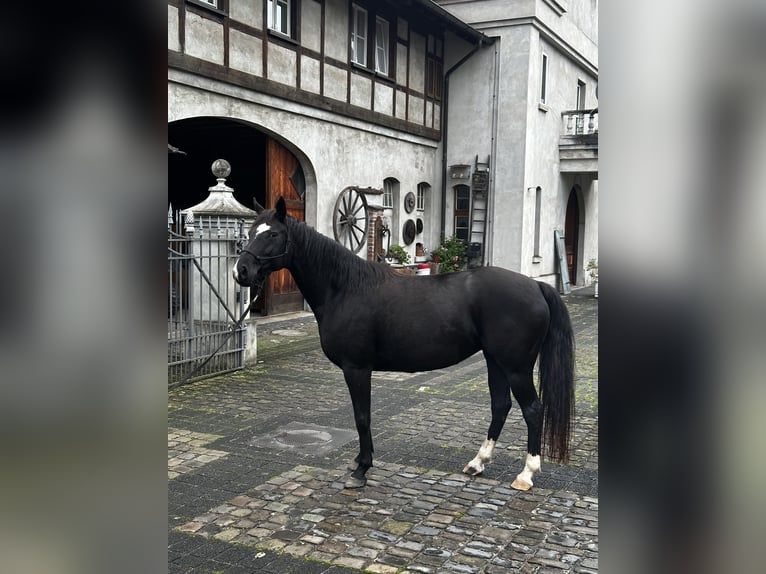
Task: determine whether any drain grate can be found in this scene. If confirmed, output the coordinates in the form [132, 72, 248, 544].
[250, 422, 357, 454]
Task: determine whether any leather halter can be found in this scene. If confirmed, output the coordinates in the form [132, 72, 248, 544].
[239, 230, 291, 263]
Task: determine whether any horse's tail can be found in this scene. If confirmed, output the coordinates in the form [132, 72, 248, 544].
[537, 281, 575, 464]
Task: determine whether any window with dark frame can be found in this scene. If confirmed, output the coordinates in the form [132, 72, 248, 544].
[541, 53, 548, 103]
[268, 0, 296, 39]
[426, 34, 444, 100]
[417, 183, 427, 211]
[351, 4, 368, 66]
[375, 16, 389, 75]
[351, 3, 393, 77]
[454, 185, 470, 242]
[383, 179, 394, 209]
[534, 186, 542, 257]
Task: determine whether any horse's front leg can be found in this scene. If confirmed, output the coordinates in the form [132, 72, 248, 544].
[343, 366, 373, 488]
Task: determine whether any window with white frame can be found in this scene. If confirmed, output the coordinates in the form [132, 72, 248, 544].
[351, 4, 368, 66]
[383, 179, 394, 209]
[375, 17, 389, 75]
[416, 183, 427, 211]
[540, 53, 548, 104]
[268, 0, 292, 37]
[195, 0, 220, 8]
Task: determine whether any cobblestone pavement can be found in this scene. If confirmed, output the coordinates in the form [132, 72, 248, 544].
[169, 286, 598, 573]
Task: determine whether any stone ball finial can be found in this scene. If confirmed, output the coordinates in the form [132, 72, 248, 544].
[211, 159, 231, 179]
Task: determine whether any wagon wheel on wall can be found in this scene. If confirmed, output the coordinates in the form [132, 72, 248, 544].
[333, 187, 369, 253]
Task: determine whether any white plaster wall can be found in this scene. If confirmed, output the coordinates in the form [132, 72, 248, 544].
[168, 75, 441, 259]
[230, 29, 263, 77]
[301, 1, 322, 53]
[268, 44, 297, 87]
[491, 27, 533, 272]
[350, 73, 372, 108]
[374, 82, 394, 116]
[300, 56, 321, 94]
[230, 0, 262, 29]
[324, 0, 348, 62]
[168, 5, 179, 52]
[185, 12, 224, 65]
[395, 90, 407, 120]
[324, 64, 347, 102]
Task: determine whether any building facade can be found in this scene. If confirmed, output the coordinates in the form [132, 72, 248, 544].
[168, 0, 598, 314]
[437, 0, 598, 287]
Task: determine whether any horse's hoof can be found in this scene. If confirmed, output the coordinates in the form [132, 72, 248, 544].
[344, 475, 367, 489]
[511, 477, 532, 491]
[462, 462, 484, 476]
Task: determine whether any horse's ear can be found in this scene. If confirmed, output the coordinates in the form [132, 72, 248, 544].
[275, 196, 287, 222]
[252, 197, 266, 214]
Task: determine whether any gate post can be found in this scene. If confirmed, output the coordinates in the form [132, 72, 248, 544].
[180, 160, 258, 370]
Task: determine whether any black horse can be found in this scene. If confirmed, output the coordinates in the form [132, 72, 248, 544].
[234, 198, 575, 490]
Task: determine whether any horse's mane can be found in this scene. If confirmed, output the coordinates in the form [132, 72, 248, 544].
[287, 216, 396, 291]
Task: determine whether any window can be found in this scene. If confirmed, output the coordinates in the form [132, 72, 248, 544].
[576, 79, 586, 109]
[533, 186, 542, 258]
[195, 0, 220, 7]
[576, 80, 586, 132]
[375, 17, 389, 75]
[454, 185, 470, 242]
[540, 53, 548, 103]
[383, 179, 394, 209]
[351, 4, 368, 66]
[426, 58, 443, 100]
[268, 0, 292, 37]
[416, 183, 427, 211]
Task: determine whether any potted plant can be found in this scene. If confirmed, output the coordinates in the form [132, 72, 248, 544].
[431, 236, 468, 274]
[387, 244, 411, 265]
[587, 258, 598, 298]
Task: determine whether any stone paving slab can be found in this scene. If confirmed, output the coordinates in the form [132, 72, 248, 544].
[168, 428, 229, 480]
[169, 286, 598, 573]
[175, 460, 597, 573]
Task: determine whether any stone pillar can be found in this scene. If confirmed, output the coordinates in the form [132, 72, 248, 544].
[180, 160, 259, 365]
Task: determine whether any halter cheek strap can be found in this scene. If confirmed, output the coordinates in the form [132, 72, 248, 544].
[240, 236, 291, 263]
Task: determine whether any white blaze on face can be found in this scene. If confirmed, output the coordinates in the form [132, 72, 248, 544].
[254, 223, 271, 237]
[232, 264, 240, 282]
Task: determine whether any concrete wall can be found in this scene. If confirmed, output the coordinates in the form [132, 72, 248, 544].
[438, 0, 598, 282]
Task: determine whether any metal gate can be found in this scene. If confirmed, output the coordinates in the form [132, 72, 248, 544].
[168, 209, 250, 385]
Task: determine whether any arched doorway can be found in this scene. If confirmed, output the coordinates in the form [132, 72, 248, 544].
[565, 188, 580, 285]
[168, 117, 306, 315]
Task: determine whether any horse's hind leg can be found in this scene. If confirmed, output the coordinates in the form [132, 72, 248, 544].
[342, 366, 374, 489]
[509, 368, 543, 491]
[463, 354, 511, 476]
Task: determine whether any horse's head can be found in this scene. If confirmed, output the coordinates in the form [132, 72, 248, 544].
[233, 197, 291, 287]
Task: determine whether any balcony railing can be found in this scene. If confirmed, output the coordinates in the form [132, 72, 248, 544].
[561, 108, 598, 136]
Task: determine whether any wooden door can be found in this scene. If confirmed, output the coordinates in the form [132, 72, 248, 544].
[266, 139, 305, 315]
[565, 189, 580, 285]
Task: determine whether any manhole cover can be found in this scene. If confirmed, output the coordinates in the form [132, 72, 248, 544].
[250, 422, 357, 454]
[274, 429, 332, 447]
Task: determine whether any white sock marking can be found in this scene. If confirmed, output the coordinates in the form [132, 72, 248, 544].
[516, 453, 541, 486]
[466, 439, 496, 474]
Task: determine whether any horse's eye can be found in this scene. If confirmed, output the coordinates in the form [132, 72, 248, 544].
[269, 231, 279, 238]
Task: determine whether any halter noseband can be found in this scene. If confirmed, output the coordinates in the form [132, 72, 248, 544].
[240, 230, 291, 263]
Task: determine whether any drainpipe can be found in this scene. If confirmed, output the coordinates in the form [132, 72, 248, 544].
[440, 39, 488, 243]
